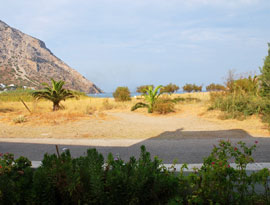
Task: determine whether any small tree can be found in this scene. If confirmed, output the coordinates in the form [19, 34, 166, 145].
[206, 83, 226, 92]
[160, 83, 179, 95]
[131, 85, 163, 113]
[260, 43, 270, 98]
[32, 79, 75, 111]
[183, 84, 194, 93]
[136, 85, 154, 94]
[113, 87, 131, 102]
[193, 84, 202, 92]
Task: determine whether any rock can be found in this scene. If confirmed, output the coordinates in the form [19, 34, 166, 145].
[0, 20, 102, 94]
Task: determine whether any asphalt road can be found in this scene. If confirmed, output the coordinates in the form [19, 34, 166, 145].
[0, 137, 269, 163]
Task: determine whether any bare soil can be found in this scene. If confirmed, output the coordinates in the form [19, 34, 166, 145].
[0, 103, 269, 146]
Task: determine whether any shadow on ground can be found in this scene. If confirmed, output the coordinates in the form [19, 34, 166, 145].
[2, 128, 267, 164]
[149, 128, 252, 140]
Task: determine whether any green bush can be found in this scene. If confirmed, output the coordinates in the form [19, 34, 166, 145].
[183, 83, 202, 92]
[259, 43, 270, 98]
[113, 86, 131, 102]
[0, 142, 270, 204]
[209, 92, 268, 120]
[184, 140, 268, 204]
[160, 83, 179, 94]
[33, 146, 178, 204]
[153, 97, 175, 114]
[104, 146, 179, 204]
[136, 85, 154, 94]
[183, 83, 194, 92]
[206, 83, 226, 91]
[0, 153, 33, 204]
[33, 149, 105, 204]
[234, 77, 258, 95]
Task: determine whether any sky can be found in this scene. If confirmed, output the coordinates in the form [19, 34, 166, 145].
[1, 0, 270, 92]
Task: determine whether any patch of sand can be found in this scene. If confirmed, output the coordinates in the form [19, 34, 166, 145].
[0, 102, 269, 145]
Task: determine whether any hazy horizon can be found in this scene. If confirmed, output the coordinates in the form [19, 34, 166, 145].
[1, 0, 270, 92]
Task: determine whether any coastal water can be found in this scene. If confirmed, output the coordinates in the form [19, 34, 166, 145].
[88, 92, 141, 98]
[88, 91, 185, 98]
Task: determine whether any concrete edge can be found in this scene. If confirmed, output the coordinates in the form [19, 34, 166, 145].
[31, 161, 270, 172]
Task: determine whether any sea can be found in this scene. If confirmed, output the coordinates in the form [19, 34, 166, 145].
[88, 91, 186, 98]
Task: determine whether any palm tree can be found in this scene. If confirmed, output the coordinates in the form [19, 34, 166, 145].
[32, 79, 76, 111]
[131, 85, 163, 113]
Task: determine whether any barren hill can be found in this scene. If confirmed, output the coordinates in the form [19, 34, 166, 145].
[0, 20, 102, 93]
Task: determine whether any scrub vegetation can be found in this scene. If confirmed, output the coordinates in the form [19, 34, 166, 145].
[209, 44, 270, 127]
[0, 141, 269, 204]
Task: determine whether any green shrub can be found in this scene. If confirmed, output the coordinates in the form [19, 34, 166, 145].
[13, 115, 27, 123]
[193, 84, 202, 92]
[234, 77, 258, 95]
[153, 97, 175, 114]
[33, 149, 105, 204]
[33, 146, 179, 204]
[185, 140, 262, 204]
[210, 92, 266, 119]
[113, 86, 131, 102]
[183, 83, 202, 92]
[136, 85, 154, 94]
[259, 43, 270, 98]
[0, 153, 33, 204]
[0, 143, 270, 204]
[183, 83, 193, 92]
[206, 83, 226, 91]
[160, 83, 179, 94]
[104, 146, 179, 204]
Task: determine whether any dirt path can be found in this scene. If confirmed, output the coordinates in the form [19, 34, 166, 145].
[0, 103, 269, 146]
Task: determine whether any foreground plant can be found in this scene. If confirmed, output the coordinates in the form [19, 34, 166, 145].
[131, 85, 163, 113]
[185, 140, 269, 204]
[0, 153, 33, 204]
[0, 142, 270, 204]
[32, 79, 75, 111]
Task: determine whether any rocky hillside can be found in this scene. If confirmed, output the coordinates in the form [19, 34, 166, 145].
[0, 20, 102, 94]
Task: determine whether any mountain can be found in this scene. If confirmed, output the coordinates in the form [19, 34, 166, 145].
[0, 20, 102, 94]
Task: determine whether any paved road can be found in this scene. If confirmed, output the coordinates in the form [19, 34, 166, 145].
[1, 137, 269, 163]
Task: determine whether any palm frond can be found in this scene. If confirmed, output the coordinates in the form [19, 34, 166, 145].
[153, 85, 163, 97]
[32, 79, 76, 111]
[131, 102, 149, 111]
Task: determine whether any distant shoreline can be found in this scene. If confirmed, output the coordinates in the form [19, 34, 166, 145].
[88, 91, 207, 98]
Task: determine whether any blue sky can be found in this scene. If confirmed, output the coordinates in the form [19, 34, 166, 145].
[1, 0, 270, 92]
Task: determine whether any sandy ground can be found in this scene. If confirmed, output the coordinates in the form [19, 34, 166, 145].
[0, 102, 269, 146]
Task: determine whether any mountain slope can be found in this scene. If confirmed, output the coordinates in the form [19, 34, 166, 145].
[0, 20, 102, 93]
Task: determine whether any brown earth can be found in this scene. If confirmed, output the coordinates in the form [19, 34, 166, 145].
[0, 103, 269, 145]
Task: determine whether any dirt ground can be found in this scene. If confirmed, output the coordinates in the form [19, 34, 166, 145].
[0, 102, 269, 146]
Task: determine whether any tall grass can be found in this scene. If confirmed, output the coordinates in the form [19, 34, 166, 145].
[0, 94, 139, 124]
[209, 91, 270, 125]
[0, 90, 205, 125]
[0, 89, 34, 102]
[0, 89, 88, 102]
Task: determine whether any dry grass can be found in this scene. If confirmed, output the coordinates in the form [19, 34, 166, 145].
[0, 92, 269, 139]
[0, 91, 262, 130]
[0, 96, 141, 125]
[173, 92, 210, 101]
